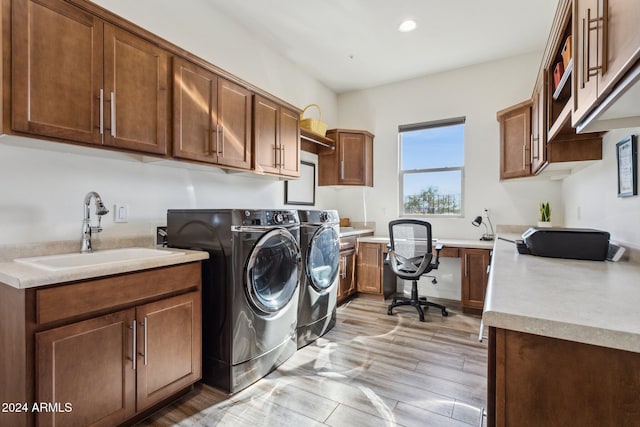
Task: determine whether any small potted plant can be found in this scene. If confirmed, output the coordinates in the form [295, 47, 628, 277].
[538, 202, 552, 227]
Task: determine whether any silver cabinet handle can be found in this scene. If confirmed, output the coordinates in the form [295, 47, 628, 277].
[340, 160, 344, 179]
[478, 319, 486, 342]
[110, 91, 116, 137]
[273, 144, 279, 167]
[217, 125, 225, 157]
[280, 146, 285, 169]
[139, 317, 148, 365]
[129, 320, 137, 370]
[98, 89, 104, 135]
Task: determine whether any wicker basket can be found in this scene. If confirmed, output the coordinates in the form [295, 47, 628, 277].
[300, 104, 328, 136]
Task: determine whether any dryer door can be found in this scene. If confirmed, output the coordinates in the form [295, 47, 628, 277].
[307, 225, 340, 293]
[246, 228, 301, 314]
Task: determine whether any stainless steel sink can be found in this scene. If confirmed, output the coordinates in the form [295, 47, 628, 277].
[15, 247, 184, 271]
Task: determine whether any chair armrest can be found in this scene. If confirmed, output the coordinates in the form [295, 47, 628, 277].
[432, 243, 444, 269]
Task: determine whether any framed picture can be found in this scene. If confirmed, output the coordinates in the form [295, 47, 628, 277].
[284, 161, 315, 205]
[616, 135, 637, 197]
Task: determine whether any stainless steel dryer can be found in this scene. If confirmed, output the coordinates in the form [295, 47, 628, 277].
[167, 209, 301, 393]
[296, 210, 340, 348]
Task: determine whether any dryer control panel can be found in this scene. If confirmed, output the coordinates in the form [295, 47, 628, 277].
[241, 210, 299, 226]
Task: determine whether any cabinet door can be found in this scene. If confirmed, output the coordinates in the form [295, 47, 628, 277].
[173, 57, 218, 163]
[574, 0, 600, 122]
[498, 101, 532, 179]
[12, 0, 103, 145]
[103, 24, 169, 155]
[36, 309, 136, 427]
[279, 107, 301, 177]
[461, 248, 491, 312]
[136, 291, 201, 411]
[356, 242, 382, 294]
[338, 250, 355, 302]
[531, 76, 547, 174]
[216, 77, 252, 169]
[253, 95, 280, 174]
[339, 132, 368, 185]
[598, 0, 640, 93]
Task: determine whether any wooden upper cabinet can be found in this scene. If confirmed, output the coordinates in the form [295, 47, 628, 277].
[531, 74, 547, 174]
[253, 95, 300, 177]
[498, 100, 532, 180]
[573, 0, 640, 125]
[103, 24, 169, 154]
[598, 0, 640, 93]
[173, 58, 252, 170]
[217, 78, 252, 170]
[173, 57, 218, 163]
[12, 0, 169, 155]
[12, 0, 103, 145]
[319, 129, 374, 186]
[279, 107, 301, 177]
[572, 0, 640, 126]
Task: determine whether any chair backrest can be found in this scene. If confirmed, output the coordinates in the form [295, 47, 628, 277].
[388, 219, 433, 279]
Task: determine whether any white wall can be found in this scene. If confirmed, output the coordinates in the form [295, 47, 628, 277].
[335, 52, 564, 239]
[563, 127, 640, 248]
[0, 1, 338, 245]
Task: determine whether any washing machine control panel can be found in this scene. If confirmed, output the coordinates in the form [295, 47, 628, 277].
[241, 210, 299, 226]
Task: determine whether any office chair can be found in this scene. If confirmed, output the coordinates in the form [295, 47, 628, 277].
[387, 219, 448, 322]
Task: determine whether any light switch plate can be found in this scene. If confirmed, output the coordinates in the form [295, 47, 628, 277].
[114, 203, 129, 223]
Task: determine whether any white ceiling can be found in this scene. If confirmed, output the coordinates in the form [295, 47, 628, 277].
[207, 0, 559, 93]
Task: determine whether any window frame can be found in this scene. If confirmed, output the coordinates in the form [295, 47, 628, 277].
[398, 117, 465, 218]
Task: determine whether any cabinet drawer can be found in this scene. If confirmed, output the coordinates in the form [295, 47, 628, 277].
[435, 247, 459, 258]
[36, 262, 201, 325]
[339, 236, 356, 251]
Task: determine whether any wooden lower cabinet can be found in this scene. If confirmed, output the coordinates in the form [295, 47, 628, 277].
[356, 241, 395, 299]
[488, 327, 640, 427]
[0, 262, 202, 427]
[36, 309, 136, 427]
[136, 292, 201, 412]
[337, 237, 356, 304]
[461, 248, 491, 314]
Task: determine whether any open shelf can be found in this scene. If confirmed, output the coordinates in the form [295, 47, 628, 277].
[300, 128, 335, 153]
[552, 59, 572, 100]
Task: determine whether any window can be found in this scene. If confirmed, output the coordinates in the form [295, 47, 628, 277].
[399, 117, 465, 216]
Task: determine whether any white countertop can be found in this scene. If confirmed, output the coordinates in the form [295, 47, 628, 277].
[483, 235, 640, 353]
[357, 235, 495, 250]
[0, 248, 209, 289]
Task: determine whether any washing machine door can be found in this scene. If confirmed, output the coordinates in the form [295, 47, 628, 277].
[307, 225, 340, 293]
[246, 228, 301, 314]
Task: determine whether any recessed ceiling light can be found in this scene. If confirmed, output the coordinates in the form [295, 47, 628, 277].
[398, 20, 417, 33]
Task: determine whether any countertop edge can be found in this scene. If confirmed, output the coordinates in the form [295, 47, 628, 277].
[0, 248, 209, 289]
[483, 234, 640, 353]
[483, 310, 640, 353]
[356, 235, 495, 249]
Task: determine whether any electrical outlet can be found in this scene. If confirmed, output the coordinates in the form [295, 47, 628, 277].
[114, 203, 129, 223]
[157, 226, 168, 247]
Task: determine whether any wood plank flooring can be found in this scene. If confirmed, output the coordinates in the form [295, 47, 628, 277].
[136, 297, 487, 427]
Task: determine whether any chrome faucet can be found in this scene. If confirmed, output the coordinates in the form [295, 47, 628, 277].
[81, 191, 110, 253]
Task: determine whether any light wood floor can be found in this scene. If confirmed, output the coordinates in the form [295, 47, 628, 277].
[137, 297, 488, 427]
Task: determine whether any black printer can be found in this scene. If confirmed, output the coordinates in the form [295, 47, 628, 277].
[517, 227, 610, 261]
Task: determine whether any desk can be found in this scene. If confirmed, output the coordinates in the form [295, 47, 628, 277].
[356, 236, 493, 313]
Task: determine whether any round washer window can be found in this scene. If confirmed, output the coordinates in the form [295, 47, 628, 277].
[246, 228, 301, 313]
[307, 226, 340, 292]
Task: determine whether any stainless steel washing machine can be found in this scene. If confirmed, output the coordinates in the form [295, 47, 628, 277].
[296, 210, 340, 348]
[167, 209, 301, 393]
